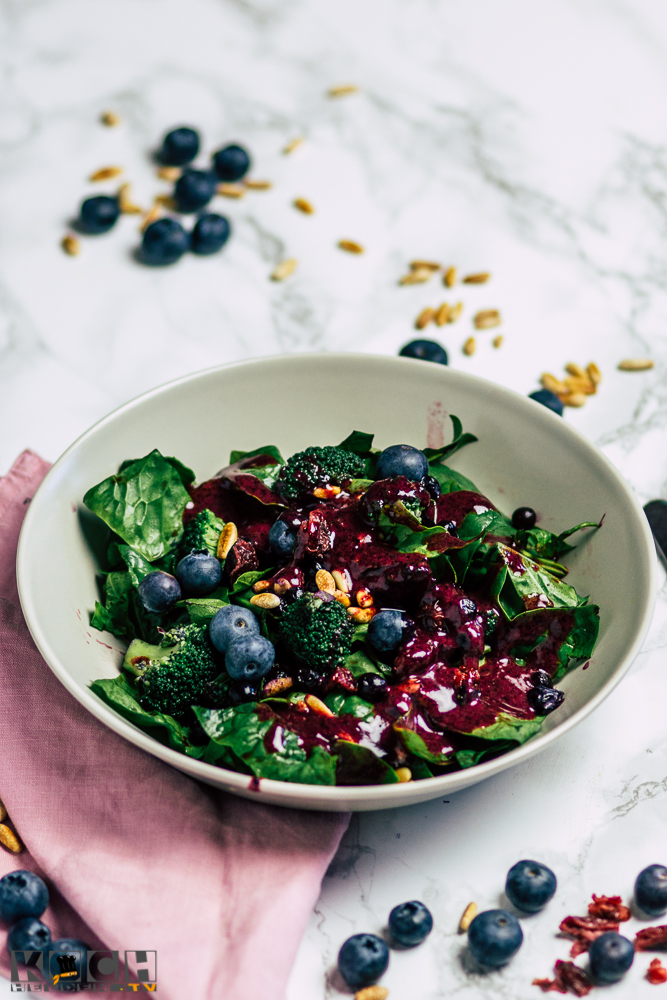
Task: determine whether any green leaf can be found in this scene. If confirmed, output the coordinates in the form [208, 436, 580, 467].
[90, 571, 133, 638]
[228, 444, 285, 465]
[84, 450, 190, 562]
[555, 604, 600, 679]
[179, 596, 230, 625]
[423, 415, 478, 464]
[492, 543, 580, 618]
[338, 430, 375, 455]
[334, 740, 399, 785]
[325, 693, 375, 718]
[230, 569, 274, 612]
[428, 464, 480, 494]
[118, 545, 154, 586]
[458, 509, 515, 542]
[396, 727, 456, 766]
[119, 455, 196, 488]
[467, 713, 546, 743]
[243, 463, 282, 490]
[455, 741, 518, 769]
[348, 479, 375, 493]
[343, 649, 391, 678]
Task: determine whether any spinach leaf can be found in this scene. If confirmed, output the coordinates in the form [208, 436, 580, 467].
[243, 463, 282, 490]
[228, 444, 285, 465]
[348, 479, 375, 494]
[179, 596, 230, 625]
[230, 569, 274, 612]
[334, 741, 399, 785]
[516, 520, 600, 563]
[423, 415, 478, 464]
[118, 545, 154, 586]
[459, 509, 515, 542]
[491, 544, 580, 618]
[455, 741, 518, 769]
[343, 649, 391, 678]
[396, 727, 456, 766]
[118, 455, 196, 488]
[555, 604, 600, 679]
[428, 464, 480, 494]
[325, 693, 375, 718]
[84, 450, 190, 562]
[90, 571, 133, 637]
[466, 713, 546, 743]
[407, 757, 434, 780]
[338, 430, 375, 455]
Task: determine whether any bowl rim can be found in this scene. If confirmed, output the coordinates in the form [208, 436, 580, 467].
[16, 353, 658, 808]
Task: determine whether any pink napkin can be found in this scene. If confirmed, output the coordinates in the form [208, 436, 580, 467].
[0, 451, 349, 998]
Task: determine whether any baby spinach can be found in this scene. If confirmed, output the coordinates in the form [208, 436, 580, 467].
[555, 604, 600, 678]
[491, 543, 580, 618]
[334, 741, 399, 785]
[228, 444, 285, 465]
[424, 415, 478, 465]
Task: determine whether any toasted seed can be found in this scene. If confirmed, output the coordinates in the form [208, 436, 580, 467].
[563, 375, 595, 396]
[587, 362, 602, 386]
[395, 767, 412, 783]
[448, 301, 463, 322]
[283, 137, 304, 154]
[444, 266, 457, 287]
[305, 694, 335, 717]
[139, 203, 162, 232]
[273, 578, 292, 597]
[356, 588, 374, 608]
[334, 590, 351, 608]
[541, 372, 567, 396]
[492, 334, 504, 348]
[338, 239, 364, 254]
[217, 522, 238, 559]
[118, 183, 143, 214]
[328, 84, 359, 97]
[155, 193, 177, 209]
[355, 988, 389, 1000]
[315, 569, 336, 594]
[474, 309, 502, 330]
[252, 580, 272, 593]
[434, 302, 450, 326]
[562, 392, 587, 407]
[347, 607, 376, 623]
[313, 486, 339, 499]
[463, 336, 476, 356]
[399, 268, 433, 285]
[459, 901, 478, 933]
[61, 235, 80, 256]
[293, 197, 315, 214]
[0, 825, 23, 853]
[89, 166, 123, 182]
[217, 183, 245, 199]
[410, 260, 441, 271]
[0, 798, 6, 823]
[271, 258, 297, 281]
[565, 362, 587, 379]
[244, 179, 272, 190]
[463, 272, 490, 285]
[264, 676, 293, 697]
[415, 307, 436, 330]
[157, 165, 181, 181]
[618, 358, 654, 371]
[250, 592, 281, 610]
[332, 569, 351, 593]
[101, 110, 120, 127]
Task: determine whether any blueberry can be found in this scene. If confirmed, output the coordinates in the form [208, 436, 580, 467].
[529, 389, 564, 417]
[137, 571, 181, 614]
[0, 871, 48, 922]
[532, 670, 551, 688]
[588, 932, 634, 984]
[337, 933, 389, 989]
[505, 860, 557, 913]
[228, 680, 260, 705]
[467, 909, 523, 968]
[176, 550, 222, 597]
[160, 127, 200, 166]
[225, 634, 275, 682]
[8, 918, 51, 957]
[421, 475, 441, 500]
[141, 218, 189, 266]
[209, 605, 259, 653]
[357, 673, 388, 703]
[388, 900, 433, 947]
[295, 667, 327, 692]
[191, 213, 231, 255]
[174, 169, 217, 213]
[212, 144, 251, 182]
[635, 864, 667, 917]
[45, 939, 88, 986]
[269, 520, 297, 561]
[527, 686, 564, 715]
[512, 506, 536, 530]
[78, 195, 120, 234]
[376, 445, 429, 482]
[399, 340, 448, 366]
[367, 609, 406, 654]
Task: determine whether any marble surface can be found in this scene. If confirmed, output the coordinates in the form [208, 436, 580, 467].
[2, 0, 667, 996]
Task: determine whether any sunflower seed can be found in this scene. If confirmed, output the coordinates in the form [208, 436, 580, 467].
[0, 825, 23, 853]
[444, 266, 457, 287]
[565, 362, 587, 379]
[463, 336, 476, 356]
[140, 203, 163, 232]
[463, 272, 491, 284]
[410, 260, 441, 271]
[448, 301, 463, 322]
[217, 523, 238, 559]
[587, 362, 602, 386]
[338, 239, 364, 254]
[155, 194, 177, 209]
[618, 358, 654, 371]
[271, 258, 297, 281]
[315, 569, 336, 594]
[217, 183, 245, 199]
[244, 179, 272, 190]
[118, 183, 143, 214]
[563, 375, 595, 396]
[492, 334, 503, 348]
[293, 197, 315, 214]
[250, 592, 281, 610]
[305, 694, 334, 716]
[157, 166, 181, 181]
[89, 166, 123, 182]
[473, 309, 502, 330]
[328, 84, 359, 97]
[399, 268, 433, 285]
[332, 569, 352, 593]
[283, 137, 304, 154]
[61, 235, 80, 256]
[355, 988, 389, 1000]
[100, 111, 120, 127]
[435, 303, 450, 326]
[562, 392, 587, 407]
[459, 902, 477, 933]
[541, 372, 567, 396]
[415, 307, 436, 330]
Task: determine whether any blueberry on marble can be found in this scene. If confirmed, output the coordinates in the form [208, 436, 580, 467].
[0, 871, 49, 922]
[357, 673, 388, 703]
[212, 144, 251, 182]
[389, 900, 433, 947]
[588, 932, 634, 984]
[7, 918, 51, 958]
[505, 860, 557, 913]
[176, 550, 222, 597]
[528, 389, 564, 417]
[225, 634, 275, 682]
[160, 127, 200, 166]
[141, 218, 189, 266]
[174, 169, 217, 213]
[268, 520, 297, 561]
[137, 571, 181, 614]
[338, 933, 389, 989]
[511, 506, 536, 530]
[399, 340, 448, 366]
[45, 939, 89, 985]
[78, 195, 120, 234]
[467, 909, 523, 968]
[209, 605, 259, 653]
[635, 864, 667, 917]
[191, 213, 231, 255]
[367, 609, 406, 654]
[376, 445, 429, 482]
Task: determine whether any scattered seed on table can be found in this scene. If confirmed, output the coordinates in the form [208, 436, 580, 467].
[565, 362, 587, 379]
[541, 372, 567, 396]
[61, 235, 80, 256]
[271, 258, 298, 281]
[157, 166, 181, 181]
[563, 375, 595, 396]
[474, 309, 502, 330]
[118, 183, 142, 214]
[400, 267, 433, 284]
[0, 825, 23, 854]
[100, 110, 120, 127]
[587, 362, 602, 386]
[459, 902, 478, 933]
[217, 183, 245, 199]
[0, 798, 6, 823]
[140, 202, 163, 232]
[493, 334, 504, 348]
[283, 137, 304, 154]
[338, 239, 364, 254]
[355, 987, 389, 1000]
[463, 336, 476, 356]
[562, 392, 587, 407]
[463, 272, 491, 284]
[293, 197, 315, 214]
[410, 260, 441, 271]
[618, 358, 654, 371]
[448, 301, 463, 322]
[89, 166, 123, 182]
[328, 84, 359, 97]
[155, 193, 177, 210]
[415, 307, 436, 330]
[244, 179, 272, 190]
[444, 266, 457, 287]
[435, 303, 450, 326]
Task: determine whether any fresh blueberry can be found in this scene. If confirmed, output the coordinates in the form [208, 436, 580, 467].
[0, 871, 49, 922]
[209, 605, 259, 653]
[337, 933, 389, 989]
[512, 506, 536, 529]
[191, 213, 231, 255]
[45, 939, 88, 986]
[388, 900, 433, 947]
[141, 218, 189, 266]
[367, 609, 406, 654]
[399, 339, 448, 366]
[225, 634, 275, 682]
[635, 864, 667, 917]
[532, 670, 552, 688]
[174, 169, 217, 213]
[176, 550, 222, 597]
[137, 571, 181, 614]
[505, 860, 557, 913]
[268, 520, 297, 561]
[228, 680, 260, 705]
[357, 673, 388, 703]
[421, 475, 441, 500]
[78, 195, 120, 234]
[212, 144, 251, 182]
[8, 918, 51, 957]
[588, 932, 634, 984]
[527, 686, 564, 715]
[467, 909, 523, 968]
[294, 667, 327, 692]
[160, 127, 200, 166]
[529, 389, 564, 417]
[376, 445, 429, 482]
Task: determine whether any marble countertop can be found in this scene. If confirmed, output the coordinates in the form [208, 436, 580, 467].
[2, 0, 667, 996]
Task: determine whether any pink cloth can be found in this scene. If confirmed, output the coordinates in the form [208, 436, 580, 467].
[0, 451, 349, 997]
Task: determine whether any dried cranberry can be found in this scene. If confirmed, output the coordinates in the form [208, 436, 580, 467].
[533, 960, 593, 996]
[588, 895, 631, 922]
[647, 958, 667, 984]
[636, 925, 667, 951]
[559, 915, 619, 957]
[226, 538, 259, 583]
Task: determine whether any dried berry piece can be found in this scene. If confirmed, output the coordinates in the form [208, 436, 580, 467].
[533, 960, 593, 996]
[647, 958, 667, 984]
[636, 925, 667, 951]
[559, 915, 619, 957]
[226, 538, 259, 584]
[588, 895, 631, 922]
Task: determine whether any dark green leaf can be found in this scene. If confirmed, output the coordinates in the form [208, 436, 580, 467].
[118, 545, 154, 586]
[466, 713, 546, 743]
[396, 727, 456, 766]
[555, 604, 600, 679]
[423, 415, 478, 464]
[343, 649, 391, 678]
[325, 693, 375, 718]
[458, 509, 515, 542]
[455, 741, 518, 769]
[90, 571, 133, 638]
[334, 740, 399, 785]
[348, 479, 375, 493]
[492, 543, 580, 618]
[428, 464, 480, 494]
[338, 430, 375, 456]
[228, 444, 285, 465]
[179, 596, 230, 625]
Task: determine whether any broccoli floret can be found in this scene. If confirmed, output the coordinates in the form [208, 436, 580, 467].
[278, 593, 355, 673]
[181, 508, 225, 557]
[276, 446, 364, 500]
[126, 624, 219, 720]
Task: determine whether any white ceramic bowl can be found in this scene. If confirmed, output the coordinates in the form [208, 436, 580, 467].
[17, 355, 656, 811]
